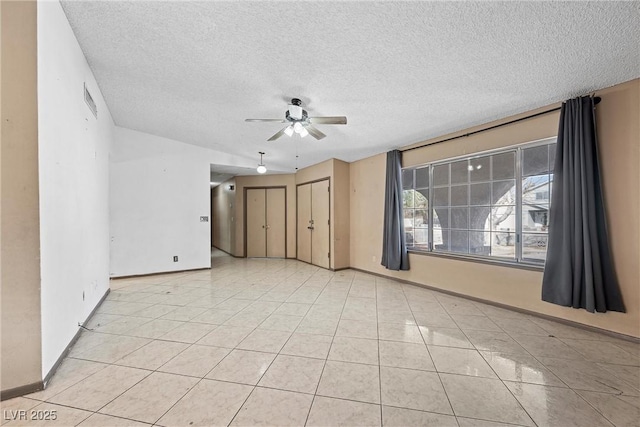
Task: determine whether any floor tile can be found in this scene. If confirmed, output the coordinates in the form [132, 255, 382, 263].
[159, 305, 208, 321]
[236, 329, 291, 353]
[378, 340, 434, 371]
[380, 366, 452, 414]
[440, 373, 533, 426]
[6, 402, 92, 426]
[328, 337, 379, 365]
[257, 314, 302, 332]
[296, 317, 339, 335]
[197, 325, 253, 348]
[92, 316, 151, 335]
[317, 361, 380, 404]
[100, 372, 198, 424]
[125, 319, 184, 339]
[537, 356, 639, 395]
[77, 413, 150, 426]
[429, 346, 496, 378]
[157, 322, 215, 343]
[510, 334, 584, 359]
[206, 349, 275, 385]
[382, 406, 457, 427]
[230, 387, 313, 426]
[505, 382, 612, 427]
[561, 338, 639, 365]
[307, 396, 381, 427]
[273, 303, 311, 316]
[479, 351, 566, 386]
[133, 304, 179, 319]
[378, 323, 424, 343]
[280, 333, 333, 359]
[419, 326, 474, 349]
[157, 379, 252, 427]
[456, 417, 527, 427]
[577, 390, 640, 427]
[73, 334, 150, 363]
[191, 309, 238, 325]
[48, 365, 150, 411]
[491, 317, 548, 335]
[159, 344, 230, 377]
[27, 358, 108, 401]
[258, 354, 325, 394]
[450, 314, 502, 332]
[412, 311, 458, 328]
[463, 330, 528, 354]
[336, 319, 378, 339]
[114, 340, 188, 370]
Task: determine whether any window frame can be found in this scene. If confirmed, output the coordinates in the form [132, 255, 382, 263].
[402, 137, 556, 270]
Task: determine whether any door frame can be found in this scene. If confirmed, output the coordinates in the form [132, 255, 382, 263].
[243, 186, 287, 258]
[296, 177, 331, 268]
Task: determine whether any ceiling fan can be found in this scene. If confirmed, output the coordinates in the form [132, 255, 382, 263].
[245, 98, 347, 141]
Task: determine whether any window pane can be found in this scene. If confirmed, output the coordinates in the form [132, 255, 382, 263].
[415, 189, 429, 208]
[491, 206, 516, 233]
[451, 160, 469, 184]
[415, 167, 429, 189]
[470, 231, 490, 255]
[433, 187, 449, 207]
[522, 233, 548, 261]
[405, 230, 414, 247]
[450, 230, 469, 254]
[522, 175, 550, 204]
[413, 227, 429, 249]
[493, 180, 516, 205]
[493, 152, 515, 180]
[451, 185, 468, 206]
[492, 232, 515, 259]
[433, 208, 449, 229]
[433, 164, 449, 186]
[469, 206, 491, 231]
[414, 209, 429, 228]
[523, 205, 549, 231]
[403, 190, 414, 208]
[403, 209, 414, 228]
[402, 169, 414, 190]
[450, 207, 468, 229]
[434, 229, 449, 251]
[470, 156, 491, 182]
[548, 144, 557, 172]
[470, 183, 491, 205]
[523, 145, 550, 176]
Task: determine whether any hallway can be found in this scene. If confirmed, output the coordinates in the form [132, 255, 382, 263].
[2, 252, 638, 426]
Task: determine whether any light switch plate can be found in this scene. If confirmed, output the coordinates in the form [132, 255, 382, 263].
[200, 216, 209, 222]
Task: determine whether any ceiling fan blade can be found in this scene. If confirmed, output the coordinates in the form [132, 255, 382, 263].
[267, 126, 289, 141]
[305, 125, 326, 140]
[309, 116, 347, 125]
[245, 118, 286, 122]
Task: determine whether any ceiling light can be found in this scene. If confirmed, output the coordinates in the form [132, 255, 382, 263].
[293, 122, 303, 133]
[298, 126, 309, 138]
[284, 125, 294, 137]
[257, 151, 267, 174]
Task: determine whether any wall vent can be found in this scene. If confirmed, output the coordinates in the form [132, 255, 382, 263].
[84, 83, 97, 118]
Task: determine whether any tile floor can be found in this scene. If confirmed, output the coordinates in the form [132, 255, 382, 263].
[2, 251, 639, 426]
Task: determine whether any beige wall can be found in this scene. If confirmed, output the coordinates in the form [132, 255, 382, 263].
[350, 79, 640, 338]
[296, 159, 350, 270]
[234, 174, 297, 258]
[211, 177, 236, 254]
[1, 0, 43, 392]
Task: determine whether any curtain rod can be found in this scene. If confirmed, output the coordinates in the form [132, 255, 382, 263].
[401, 96, 601, 153]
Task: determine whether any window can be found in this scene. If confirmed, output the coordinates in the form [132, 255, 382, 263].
[402, 138, 556, 266]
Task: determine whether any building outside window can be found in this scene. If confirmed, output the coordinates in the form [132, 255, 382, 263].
[402, 137, 556, 266]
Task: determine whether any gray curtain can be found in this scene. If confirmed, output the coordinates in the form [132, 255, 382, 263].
[542, 96, 624, 313]
[381, 150, 409, 271]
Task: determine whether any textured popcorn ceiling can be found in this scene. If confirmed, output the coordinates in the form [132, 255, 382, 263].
[61, 1, 639, 174]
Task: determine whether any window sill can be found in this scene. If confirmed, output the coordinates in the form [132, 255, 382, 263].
[406, 249, 545, 272]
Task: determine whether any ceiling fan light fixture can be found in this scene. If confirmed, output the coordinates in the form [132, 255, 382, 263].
[298, 126, 309, 138]
[293, 122, 303, 133]
[284, 125, 294, 137]
[257, 151, 267, 174]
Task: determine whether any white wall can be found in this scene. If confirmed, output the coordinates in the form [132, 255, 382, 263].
[110, 127, 251, 277]
[37, 1, 113, 377]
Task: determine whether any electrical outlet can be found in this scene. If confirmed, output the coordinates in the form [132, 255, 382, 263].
[200, 216, 209, 222]
[173, 256, 179, 262]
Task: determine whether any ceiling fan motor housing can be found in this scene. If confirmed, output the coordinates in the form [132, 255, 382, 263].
[288, 98, 304, 120]
[285, 109, 308, 122]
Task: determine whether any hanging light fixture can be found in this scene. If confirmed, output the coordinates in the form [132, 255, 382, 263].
[256, 151, 267, 174]
[284, 125, 294, 137]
